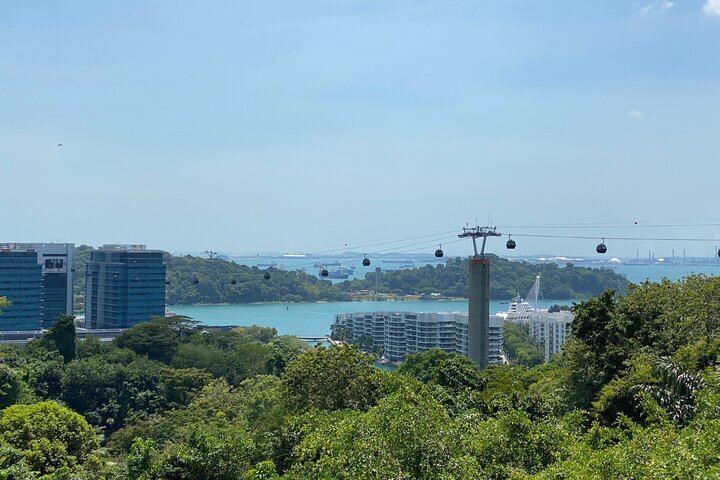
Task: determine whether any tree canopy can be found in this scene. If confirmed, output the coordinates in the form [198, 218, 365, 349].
[2, 274, 720, 478]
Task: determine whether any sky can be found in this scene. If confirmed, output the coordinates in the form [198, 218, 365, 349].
[1, 1, 719, 258]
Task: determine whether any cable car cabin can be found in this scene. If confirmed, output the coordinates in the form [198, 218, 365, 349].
[506, 239, 516, 249]
[165, 280, 171, 285]
[263, 272, 271, 280]
[362, 257, 371, 266]
[435, 248, 444, 258]
[230, 278, 237, 285]
[192, 277, 199, 284]
[320, 268, 329, 277]
[596, 242, 607, 254]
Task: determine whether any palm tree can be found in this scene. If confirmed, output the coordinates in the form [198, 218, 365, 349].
[630, 356, 706, 425]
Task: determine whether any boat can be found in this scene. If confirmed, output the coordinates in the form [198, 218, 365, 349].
[313, 261, 340, 267]
[382, 258, 414, 264]
[324, 265, 355, 279]
[257, 262, 277, 267]
[283, 253, 306, 258]
[495, 297, 536, 321]
[495, 275, 545, 321]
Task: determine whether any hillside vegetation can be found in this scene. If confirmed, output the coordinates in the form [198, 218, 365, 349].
[72, 248, 628, 307]
[340, 256, 628, 299]
[2, 275, 720, 478]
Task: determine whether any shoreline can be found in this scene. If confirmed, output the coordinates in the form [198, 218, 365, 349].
[167, 298, 472, 308]
[166, 297, 582, 308]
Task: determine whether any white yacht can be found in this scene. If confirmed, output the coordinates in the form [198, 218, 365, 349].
[495, 275, 545, 321]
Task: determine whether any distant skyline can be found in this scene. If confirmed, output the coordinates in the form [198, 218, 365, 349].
[2, 1, 719, 257]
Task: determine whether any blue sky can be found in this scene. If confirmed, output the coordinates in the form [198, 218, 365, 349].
[1, 1, 719, 258]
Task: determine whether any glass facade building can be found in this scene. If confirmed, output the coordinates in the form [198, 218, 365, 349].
[0, 243, 75, 331]
[0, 251, 43, 330]
[85, 246, 166, 329]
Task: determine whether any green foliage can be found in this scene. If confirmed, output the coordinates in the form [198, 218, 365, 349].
[281, 345, 381, 413]
[114, 317, 181, 364]
[44, 315, 77, 363]
[245, 460, 279, 480]
[156, 426, 254, 480]
[119, 414, 256, 480]
[0, 297, 9, 315]
[125, 438, 156, 480]
[539, 417, 720, 478]
[462, 409, 582, 477]
[503, 322, 544, 367]
[0, 402, 98, 475]
[264, 337, 309, 376]
[165, 256, 349, 305]
[113, 250, 628, 306]
[398, 349, 484, 392]
[285, 386, 473, 479]
[60, 355, 165, 432]
[171, 342, 229, 377]
[564, 275, 720, 410]
[2, 274, 720, 478]
[160, 368, 213, 408]
[75, 336, 114, 359]
[630, 356, 706, 425]
[339, 256, 628, 300]
[0, 365, 22, 409]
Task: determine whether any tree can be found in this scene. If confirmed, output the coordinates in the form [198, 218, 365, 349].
[115, 317, 180, 364]
[0, 401, 99, 475]
[44, 314, 77, 363]
[172, 342, 229, 377]
[281, 345, 381, 413]
[285, 384, 481, 479]
[630, 356, 706, 426]
[562, 290, 629, 407]
[503, 322, 544, 367]
[0, 296, 9, 314]
[0, 364, 21, 408]
[60, 355, 165, 431]
[265, 336, 309, 376]
[160, 368, 214, 408]
[398, 349, 484, 391]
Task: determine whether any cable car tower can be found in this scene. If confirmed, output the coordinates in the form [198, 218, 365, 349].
[459, 225, 501, 369]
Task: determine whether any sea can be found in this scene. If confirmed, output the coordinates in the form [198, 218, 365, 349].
[170, 262, 720, 338]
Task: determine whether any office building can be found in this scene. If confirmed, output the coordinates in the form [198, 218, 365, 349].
[85, 245, 166, 329]
[332, 311, 503, 364]
[0, 243, 74, 330]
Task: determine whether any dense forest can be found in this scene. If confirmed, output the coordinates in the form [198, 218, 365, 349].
[72, 247, 628, 307]
[2, 274, 720, 478]
[338, 256, 628, 299]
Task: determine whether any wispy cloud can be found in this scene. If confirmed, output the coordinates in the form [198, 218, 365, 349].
[703, 0, 720, 16]
[627, 110, 644, 119]
[639, 1, 675, 14]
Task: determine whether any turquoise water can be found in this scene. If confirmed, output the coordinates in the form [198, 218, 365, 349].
[171, 299, 576, 337]
[170, 264, 719, 337]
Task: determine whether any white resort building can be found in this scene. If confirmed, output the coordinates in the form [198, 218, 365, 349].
[523, 310, 573, 362]
[331, 311, 503, 365]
